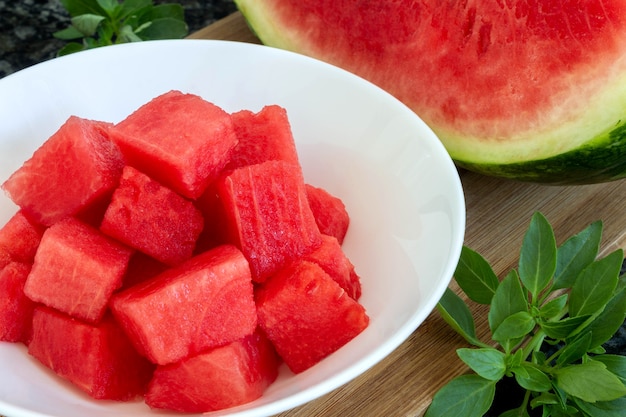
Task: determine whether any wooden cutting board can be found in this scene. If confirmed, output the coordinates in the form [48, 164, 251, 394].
[188, 11, 626, 417]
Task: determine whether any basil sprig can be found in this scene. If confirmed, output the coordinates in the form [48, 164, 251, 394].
[54, 0, 188, 56]
[427, 212, 626, 417]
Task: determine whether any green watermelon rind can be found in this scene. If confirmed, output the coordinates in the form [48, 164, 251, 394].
[455, 121, 626, 184]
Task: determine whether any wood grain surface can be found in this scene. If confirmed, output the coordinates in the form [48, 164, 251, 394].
[191, 12, 626, 417]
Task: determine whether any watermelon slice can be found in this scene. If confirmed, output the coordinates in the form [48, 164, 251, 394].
[108, 90, 238, 199]
[256, 260, 369, 373]
[1, 116, 124, 225]
[302, 234, 362, 300]
[226, 104, 300, 170]
[0, 210, 45, 265]
[110, 244, 257, 365]
[305, 184, 350, 245]
[0, 262, 35, 344]
[145, 330, 280, 412]
[24, 217, 133, 324]
[216, 160, 323, 283]
[28, 306, 155, 401]
[100, 166, 204, 266]
[235, 1, 626, 183]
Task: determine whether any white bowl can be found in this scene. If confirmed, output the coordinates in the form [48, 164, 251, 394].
[0, 40, 465, 417]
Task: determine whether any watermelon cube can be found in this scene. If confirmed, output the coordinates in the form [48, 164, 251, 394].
[0, 210, 46, 264]
[217, 160, 323, 282]
[145, 330, 280, 412]
[2, 116, 124, 226]
[110, 244, 257, 365]
[28, 306, 155, 401]
[256, 260, 369, 374]
[305, 184, 350, 245]
[24, 217, 133, 324]
[0, 262, 36, 344]
[303, 234, 362, 300]
[100, 166, 204, 266]
[225, 105, 300, 170]
[108, 90, 238, 199]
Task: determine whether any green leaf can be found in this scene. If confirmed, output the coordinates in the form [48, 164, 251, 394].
[538, 294, 567, 320]
[578, 286, 626, 349]
[488, 270, 528, 335]
[96, 0, 119, 15]
[513, 363, 552, 392]
[60, 0, 106, 17]
[555, 361, 626, 402]
[56, 42, 86, 56]
[593, 355, 626, 383]
[492, 311, 535, 347]
[71, 14, 106, 37]
[553, 221, 602, 290]
[574, 396, 626, 417]
[424, 374, 496, 417]
[453, 246, 500, 305]
[538, 315, 591, 340]
[555, 332, 591, 366]
[119, 0, 152, 18]
[569, 250, 622, 317]
[117, 24, 143, 43]
[499, 407, 530, 417]
[436, 288, 482, 346]
[53, 25, 85, 40]
[136, 17, 188, 40]
[518, 212, 557, 303]
[457, 348, 506, 381]
[142, 3, 185, 20]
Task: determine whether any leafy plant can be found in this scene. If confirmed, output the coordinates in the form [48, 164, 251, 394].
[54, 0, 188, 56]
[427, 212, 626, 417]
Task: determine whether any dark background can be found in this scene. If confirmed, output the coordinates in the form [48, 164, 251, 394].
[0, 0, 238, 78]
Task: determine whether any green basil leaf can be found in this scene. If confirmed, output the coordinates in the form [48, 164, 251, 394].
[60, 0, 105, 17]
[437, 288, 482, 346]
[553, 220, 602, 290]
[488, 270, 528, 335]
[71, 14, 106, 37]
[119, 0, 152, 18]
[573, 395, 626, 417]
[454, 246, 499, 305]
[53, 26, 85, 40]
[492, 311, 535, 346]
[578, 286, 626, 349]
[555, 332, 591, 366]
[569, 250, 622, 317]
[514, 363, 552, 392]
[136, 17, 188, 40]
[56, 42, 86, 56]
[423, 374, 496, 417]
[96, 0, 119, 15]
[518, 212, 557, 303]
[499, 407, 530, 417]
[457, 348, 506, 381]
[555, 361, 626, 402]
[530, 392, 559, 407]
[593, 355, 626, 383]
[538, 293, 567, 320]
[538, 315, 590, 340]
[143, 3, 185, 20]
[117, 24, 143, 43]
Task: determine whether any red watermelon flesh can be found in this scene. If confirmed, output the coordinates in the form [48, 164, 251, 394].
[256, 260, 369, 374]
[217, 160, 323, 283]
[303, 235, 362, 300]
[305, 184, 350, 245]
[145, 330, 280, 412]
[100, 166, 204, 266]
[0, 262, 35, 344]
[110, 244, 257, 366]
[28, 306, 155, 401]
[24, 217, 133, 324]
[225, 105, 300, 170]
[0, 251, 10, 271]
[1, 116, 124, 226]
[108, 90, 238, 199]
[120, 252, 168, 290]
[0, 210, 45, 264]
